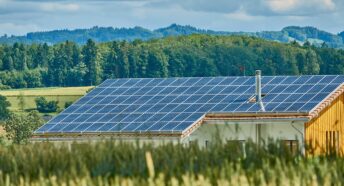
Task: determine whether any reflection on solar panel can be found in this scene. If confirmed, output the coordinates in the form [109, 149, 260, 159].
[35, 75, 344, 135]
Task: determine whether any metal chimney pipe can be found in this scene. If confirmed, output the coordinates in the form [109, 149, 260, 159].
[255, 70, 266, 111]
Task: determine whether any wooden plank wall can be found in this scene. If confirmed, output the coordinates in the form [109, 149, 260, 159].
[305, 94, 344, 155]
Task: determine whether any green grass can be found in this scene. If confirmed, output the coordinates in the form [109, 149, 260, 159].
[0, 86, 93, 115]
[0, 140, 342, 185]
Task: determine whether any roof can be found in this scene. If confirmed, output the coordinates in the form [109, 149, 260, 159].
[34, 75, 344, 137]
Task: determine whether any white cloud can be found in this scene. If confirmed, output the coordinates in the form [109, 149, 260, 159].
[0, 22, 40, 35]
[0, 0, 343, 36]
[323, 0, 335, 9]
[39, 3, 80, 12]
[266, 0, 298, 12]
[225, 10, 256, 21]
[148, 0, 341, 16]
[264, 0, 337, 15]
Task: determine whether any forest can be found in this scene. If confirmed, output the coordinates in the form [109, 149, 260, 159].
[1, 24, 344, 48]
[0, 34, 343, 89]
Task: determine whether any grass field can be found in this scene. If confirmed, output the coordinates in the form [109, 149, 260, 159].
[0, 86, 93, 115]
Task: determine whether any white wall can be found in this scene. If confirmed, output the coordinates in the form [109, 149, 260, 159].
[184, 120, 305, 148]
[32, 136, 181, 147]
[260, 122, 304, 142]
[185, 123, 256, 144]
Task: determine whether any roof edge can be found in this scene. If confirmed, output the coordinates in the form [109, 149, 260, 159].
[206, 112, 309, 117]
[32, 131, 183, 138]
[308, 83, 344, 120]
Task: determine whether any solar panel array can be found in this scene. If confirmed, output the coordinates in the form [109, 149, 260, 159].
[35, 75, 344, 135]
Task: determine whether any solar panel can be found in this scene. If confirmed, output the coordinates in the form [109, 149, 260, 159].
[35, 75, 344, 135]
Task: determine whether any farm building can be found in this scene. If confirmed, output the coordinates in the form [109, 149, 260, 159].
[34, 71, 344, 155]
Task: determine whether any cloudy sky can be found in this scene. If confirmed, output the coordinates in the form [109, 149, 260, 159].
[0, 0, 343, 36]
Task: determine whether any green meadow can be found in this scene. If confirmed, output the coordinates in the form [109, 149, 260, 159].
[0, 86, 93, 115]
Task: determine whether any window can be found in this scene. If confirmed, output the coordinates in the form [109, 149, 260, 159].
[326, 131, 340, 154]
[205, 140, 210, 148]
[283, 140, 299, 154]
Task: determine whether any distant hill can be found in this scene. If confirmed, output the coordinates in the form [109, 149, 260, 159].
[0, 24, 343, 48]
[339, 31, 344, 42]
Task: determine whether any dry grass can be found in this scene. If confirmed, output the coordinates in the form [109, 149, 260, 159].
[0, 86, 93, 96]
[0, 141, 342, 185]
[0, 86, 93, 113]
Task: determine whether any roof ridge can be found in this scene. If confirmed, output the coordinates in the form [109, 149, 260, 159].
[104, 75, 344, 81]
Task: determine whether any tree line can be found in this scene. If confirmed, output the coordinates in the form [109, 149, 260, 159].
[0, 35, 343, 89]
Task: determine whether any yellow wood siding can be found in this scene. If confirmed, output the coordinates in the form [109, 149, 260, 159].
[305, 94, 344, 155]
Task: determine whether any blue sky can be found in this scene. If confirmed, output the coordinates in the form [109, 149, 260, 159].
[0, 0, 343, 36]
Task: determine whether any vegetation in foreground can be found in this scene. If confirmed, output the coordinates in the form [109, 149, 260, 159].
[0, 140, 342, 185]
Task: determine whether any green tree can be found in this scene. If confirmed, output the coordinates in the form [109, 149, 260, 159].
[82, 39, 101, 85]
[196, 58, 218, 76]
[64, 101, 73, 109]
[3, 111, 44, 144]
[146, 48, 168, 78]
[3, 54, 14, 71]
[17, 92, 25, 111]
[32, 43, 51, 68]
[35, 97, 59, 113]
[0, 35, 343, 89]
[48, 45, 68, 86]
[66, 62, 87, 86]
[166, 49, 185, 77]
[128, 47, 139, 78]
[8, 71, 27, 88]
[0, 95, 11, 120]
[117, 41, 130, 78]
[137, 47, 149, 77]
[104, 41, 119, 79]
[23, 69, 42, 88]
[12, 43, 28, 71]
[304, 50, 320, 74]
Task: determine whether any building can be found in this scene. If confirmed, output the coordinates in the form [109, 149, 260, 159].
[34, 71, 344, 155]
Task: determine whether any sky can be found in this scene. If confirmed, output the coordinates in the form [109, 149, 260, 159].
[0, 0, 343, 36]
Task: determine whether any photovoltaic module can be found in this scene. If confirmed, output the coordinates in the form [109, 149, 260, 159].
[35, 75, 344, 135]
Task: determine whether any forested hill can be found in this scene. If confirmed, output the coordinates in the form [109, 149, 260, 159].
[0, 24, 343, 48]
[0, 35, 343, 89]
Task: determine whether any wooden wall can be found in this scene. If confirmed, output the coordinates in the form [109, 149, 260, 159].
[305, 94, 344, 155]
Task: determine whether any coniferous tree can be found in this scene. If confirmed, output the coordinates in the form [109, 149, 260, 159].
[66, 62, 87, 86]
[3, 55, 14, 71]
[0, 35, 342, 88]
[0, 95, 11, 121]
[17, 92, 25, 111]
[137, 46, 149, 78]
[128, 47, 138, 78]
[118, 41, 130, 78]
[304, 50, 320, 75]
[104, 41, 119, 79]
[48, 45, 68, 86]
[82, 39, 101, 85]
[146, 48, 168, 78]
